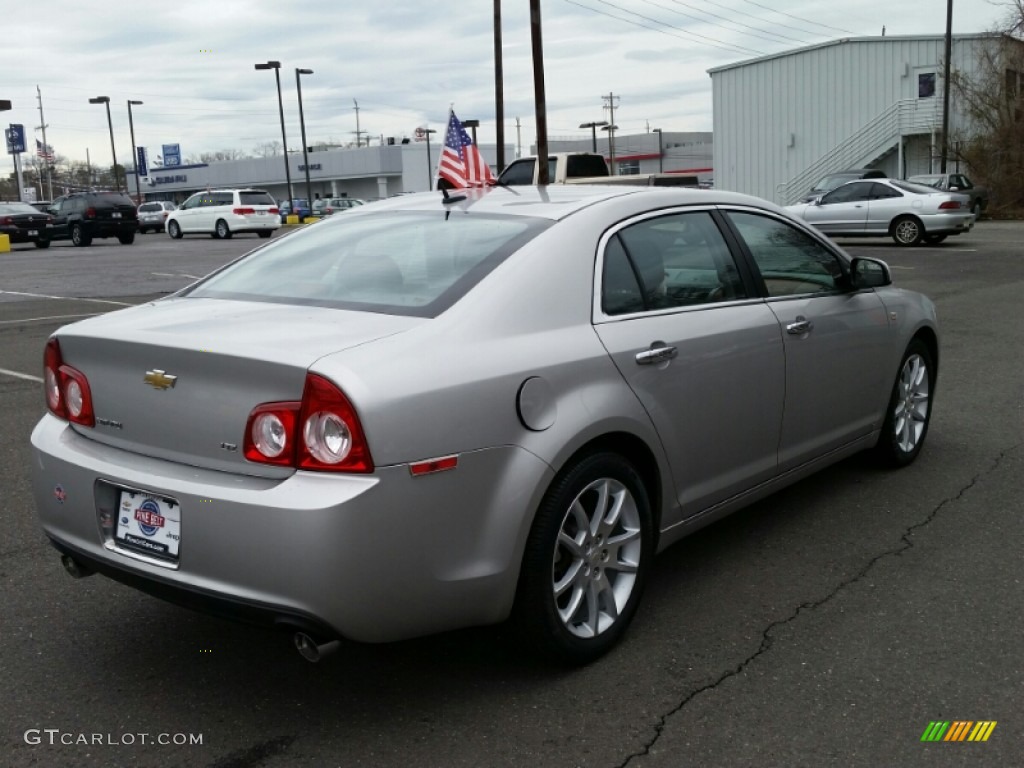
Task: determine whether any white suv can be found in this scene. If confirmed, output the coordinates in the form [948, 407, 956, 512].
[166, 189, 280, 239]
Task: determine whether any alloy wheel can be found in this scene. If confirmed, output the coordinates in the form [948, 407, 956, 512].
[893, 353, 930, 454]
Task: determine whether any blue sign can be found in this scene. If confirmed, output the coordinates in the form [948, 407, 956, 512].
[136, 146, 148, 177]
[162, 143, 181, 167]
[5, 123, 25, 154]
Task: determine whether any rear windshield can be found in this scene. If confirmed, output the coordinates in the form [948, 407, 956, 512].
[0, 202, 41, 214]
[138, 203, 161, 212]
[240, 191, 275, 206]
[891, 180, 944, 195]
[185, 211, 550, 317]
[566, 154, 608, 177]
[92, 193, 134, 206]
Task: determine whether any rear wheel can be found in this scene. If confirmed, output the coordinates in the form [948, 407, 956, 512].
[118, 232, 135, 245]
[257, 230, 272, 238]
[972, 200, 982, 218]
[874, 339, 934, 467]
[891, 216, 923, 246]
[71, 224, 91, 247]
[923, 234, 947, 244]
[513, 452, 654, 665]
[167, 221, 182, 239]
[215, 219, 232, 239]
[139, 227, 147, 235]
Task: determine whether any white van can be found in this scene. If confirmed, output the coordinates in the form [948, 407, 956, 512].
[166, 189, 281, 239]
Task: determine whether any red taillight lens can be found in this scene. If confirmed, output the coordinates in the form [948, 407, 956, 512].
[244, 402, 300, 465]
[0, 216, 11, 225]
[243, 374, 373, 472]
[43, 337, 95, 426]
[85, 207, 96, 218]
[233, 207, 256, 215]
[938, 201, 961, 210]
[268, 207, 279, 214]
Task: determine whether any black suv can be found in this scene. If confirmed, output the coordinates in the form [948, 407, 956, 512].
[46, 191, 138, 246]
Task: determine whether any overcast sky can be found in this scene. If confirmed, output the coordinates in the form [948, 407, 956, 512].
[1, 0, 1009, 173]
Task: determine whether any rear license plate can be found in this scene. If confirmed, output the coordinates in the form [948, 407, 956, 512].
[28, 230, 38, 236]
[112, 212, 122, 219]
[256, 210, 265, 215]
[116, 490, 181, 559]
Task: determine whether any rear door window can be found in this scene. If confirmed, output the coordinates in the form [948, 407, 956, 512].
[240, 191, 275, 206]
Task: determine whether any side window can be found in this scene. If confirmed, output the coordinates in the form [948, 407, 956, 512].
[952, 175, 971, 189]
[498, 159, 535, 185]
[726, 212, 845, 297]
[601, 236, 645, 315]
[181, 195, 200, 210]
[869, 183, 902, 200]
[822, 183, 871, 204]
[602, 211, 747, 315]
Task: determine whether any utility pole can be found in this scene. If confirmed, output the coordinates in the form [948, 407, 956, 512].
[86, 147, 92, 189]
[602, 92, 619, 174]
[940, 0, 953, 172]
[515, 117, 522, 158]
[36, 86, 53, 200]
[352, 99, 365, 148]
[530, 0, 549, 183]
[493, 0, 505, 172]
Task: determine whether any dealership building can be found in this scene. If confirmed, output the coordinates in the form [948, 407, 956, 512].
[709, 33, 1018, 204]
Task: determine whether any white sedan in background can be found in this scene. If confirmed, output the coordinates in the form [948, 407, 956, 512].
[785, 178, 974, 246]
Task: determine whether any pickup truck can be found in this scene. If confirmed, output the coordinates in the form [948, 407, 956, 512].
[496, 152, 698, 188]
[907, 173, 989, 217]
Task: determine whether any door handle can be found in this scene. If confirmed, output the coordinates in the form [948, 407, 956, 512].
[635, 342, 678, 365]
[786, 316, 814, 335]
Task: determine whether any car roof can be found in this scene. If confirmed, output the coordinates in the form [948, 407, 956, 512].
[358, 184, 775, 221]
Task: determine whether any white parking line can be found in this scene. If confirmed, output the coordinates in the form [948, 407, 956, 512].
[0, 367, 43, 383]
[0, 312, 104, 325]
[152, 272, 201, 279]
[0, 290, 135, 307]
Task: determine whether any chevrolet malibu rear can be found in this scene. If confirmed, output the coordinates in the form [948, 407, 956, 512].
[31, 191, 617, 659]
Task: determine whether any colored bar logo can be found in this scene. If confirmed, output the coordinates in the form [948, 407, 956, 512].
[921, 721, 997, 742]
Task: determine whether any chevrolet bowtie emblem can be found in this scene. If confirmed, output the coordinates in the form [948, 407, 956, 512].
[144, 369, 178, 390]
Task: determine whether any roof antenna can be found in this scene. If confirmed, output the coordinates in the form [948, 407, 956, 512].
[441, 186, 466, 205]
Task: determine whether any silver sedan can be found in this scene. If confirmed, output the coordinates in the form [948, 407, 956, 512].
[30, 185, 939, 664]
[785, 178, 974, 246]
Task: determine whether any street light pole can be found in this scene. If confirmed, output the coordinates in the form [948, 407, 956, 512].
[296, 68, 314, 211]
[423, 128, 437, 189]
[89, 96, 119, 192]
[652, 128, 663, 173]
[127, 99, 143, 203]
[579, 120, 608, 153]
[463, 119, 480, 146]
[254, 61, 294, 207]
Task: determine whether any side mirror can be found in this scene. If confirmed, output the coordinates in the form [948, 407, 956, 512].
[850, 257, 892, 289]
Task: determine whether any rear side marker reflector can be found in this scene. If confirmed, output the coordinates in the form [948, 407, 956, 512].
[409, 456, 459, 476]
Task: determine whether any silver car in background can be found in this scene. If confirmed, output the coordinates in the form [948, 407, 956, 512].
[30, 186, 938, 664]
[137, 200, 177, 234]
[785, 178, 973, 245]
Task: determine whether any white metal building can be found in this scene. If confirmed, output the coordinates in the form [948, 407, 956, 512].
[708, 33, 1009, 204]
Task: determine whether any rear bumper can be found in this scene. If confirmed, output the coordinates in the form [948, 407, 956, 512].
[921, 212, 974, 235]
[31, 413, 551, 643]
[84, 221, 138, 238]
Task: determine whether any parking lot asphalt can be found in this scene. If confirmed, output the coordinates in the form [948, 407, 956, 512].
[1, 222, 1021, 767]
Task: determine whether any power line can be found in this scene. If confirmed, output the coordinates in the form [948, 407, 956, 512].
[731, 0, 856, 35]
[656, 0, 814, 45]
[563, 0, 765, 56]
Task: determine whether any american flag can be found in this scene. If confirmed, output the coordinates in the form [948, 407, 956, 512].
[36, 139, 54, 162]
[437, 111, 494, 188]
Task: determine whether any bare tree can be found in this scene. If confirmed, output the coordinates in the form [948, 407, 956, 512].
[950, 6, 1024, 211]
[252, 140, 283, 158]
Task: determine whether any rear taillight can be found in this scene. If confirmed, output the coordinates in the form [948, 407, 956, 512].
[268, 207, 279, 214]
[43, 338, 95, 427]
[85, 207, 96, 218]
[0, 216, 10, 225]
[233, 207, 256, 215]
[938, 201, 961, 210]
[243, 374, 373, 472]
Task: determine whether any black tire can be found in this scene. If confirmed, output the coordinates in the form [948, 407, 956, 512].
[139, 227, 147, 235]
[167, 221, 183, 239]
[257, 230, 272, 238]
[35, 239, 50, 249]
[874, 339, 934, 467]
[215, 219, 232, 239]
[891, 216, 923, 246]
[118, 232, 135, 245]
[71, 224, 91, 247]
[512, 452, 654, 665]
[972, 200, 982, 218]
[923, 234, 947, 244]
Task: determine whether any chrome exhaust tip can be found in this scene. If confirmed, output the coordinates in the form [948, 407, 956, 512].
[293, 632, 341, 663]
[61, 554, 94, 579]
